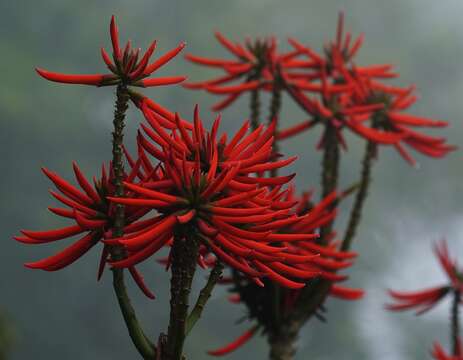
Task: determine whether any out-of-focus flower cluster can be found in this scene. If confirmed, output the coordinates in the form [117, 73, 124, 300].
[186, 12, 456, 166]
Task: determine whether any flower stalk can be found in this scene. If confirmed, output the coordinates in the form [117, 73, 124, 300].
[110, 83, 156, 359]
[186, 262, 224, 335]
[250, 84, 261, 131]
[452, 290, 461, 356]
[319, 124, 340, 243]
[341, 139, 376, 251]
[165, 232, 200, 360]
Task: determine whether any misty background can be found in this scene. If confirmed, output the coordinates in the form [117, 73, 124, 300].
[1, 0, 462, 359]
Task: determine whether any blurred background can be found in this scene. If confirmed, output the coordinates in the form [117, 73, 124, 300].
[1, 0, 462, 359]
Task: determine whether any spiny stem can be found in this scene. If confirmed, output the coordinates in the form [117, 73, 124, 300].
[248, 63, 264, 131]
[268, 320, 299, 360]
[319, 124, 340, 244]
[250, 88, 261, 131]
[165, 233, 200, 360]
[341, 140, 376, 251]
[112, 84, 129, 234]
[185, 262, 224, 335]
[110, 84, 156, 359]
[267, 76, 284, 327]
[268, 76, 282, 126]
[452, 290, 461, 356]
[269, 76, 282, 179]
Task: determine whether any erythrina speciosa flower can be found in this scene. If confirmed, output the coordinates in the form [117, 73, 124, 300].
[432, 340, 463, 360]
[276, 13, 455, 164]
[184, 33, 307, 111]
[106, 106, 323, 289]
[386, 240, 462, 315]
[36, 16, 186, 89]
[14, 160, 156, 299]
[207, 188, 363, 356]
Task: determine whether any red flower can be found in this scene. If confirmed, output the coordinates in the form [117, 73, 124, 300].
[207, 325, 260, 357]
[184, 33, 306, 111]
[432, 339, 463, 360]
[432, 340, 463, 360]
[14, 160, 155, 299]
[36, 16, 186, 88]
[207, 188, 363, 356]
[107, 106, 323, 289]
[277, 13, 455, 163]
[386, 240, 460, 315]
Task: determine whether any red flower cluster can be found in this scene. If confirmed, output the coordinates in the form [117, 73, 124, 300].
[36, 16, 186, 89]
[184, 33, 308, 111]
[106, 105, 325, 289]
[386, 240, 461, 315]
[279, 189, 364, 307]
[433, 340, 463, 360]
[185, 13, 455, 165]
[208, 189, 363, 356]
[276, 13, 455, 165]
[15, 160, 155, 299]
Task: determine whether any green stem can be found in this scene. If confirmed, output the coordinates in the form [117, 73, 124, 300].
[250, 88, 261, 131]
[248, 64, 264, 131]
[165, 233, 200, 360]
[319, 124, 340, 244]
[341, 140, 376, 251]
[113, 268, 156, 359]
[185, 262, 224, 335]
[270, 123, 341, 344]
[452, 290, 461, 356]
[269, 78, 282, 178]
[110, 84, 156, 359]
[268, 321, 299, 360]
[267, 77, 284, 327]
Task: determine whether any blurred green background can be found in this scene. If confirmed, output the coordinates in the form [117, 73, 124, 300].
[1, 0, 462, 359]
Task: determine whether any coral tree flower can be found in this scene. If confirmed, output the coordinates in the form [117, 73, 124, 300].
[208, 189, 363, 356]
[36, 16, 186, 89]
[15, 160, 155, 299]
[184, 33, 307, 111]
[386, 240, 461, 315]
[107, 105, 322, 289]
[276, 13, 455, 164]
[432, 340, 463, 360]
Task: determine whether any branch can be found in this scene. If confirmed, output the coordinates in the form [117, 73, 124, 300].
[452, 290, 461, 356]
[186, 262, 224, 335]
[341, 140, 376, 251]
[110, 84, 156, 359]
[165, 233, 200, 360]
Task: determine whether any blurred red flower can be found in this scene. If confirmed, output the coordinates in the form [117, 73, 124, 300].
[432, 340, 463, 360]
[386, 240, 461, 315]
[276, 13, 455, 164]
[184, 33, 308, 112]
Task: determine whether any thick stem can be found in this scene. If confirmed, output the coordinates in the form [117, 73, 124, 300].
[185, 262, 224, 335]
[269, 124, 340, 346]
[268, 321, 299, 360]
[267, 78, 283, 326]
[110, 84, 156, 359]
[319, 124, 340, 243]
[452, 290, 461, 356]
[269, 79, 282, 178]
[341, 140, 376, 251]
[248, 65, 264, 131]
[165, 233, 200, 360]
[250, 88, 261, 131]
